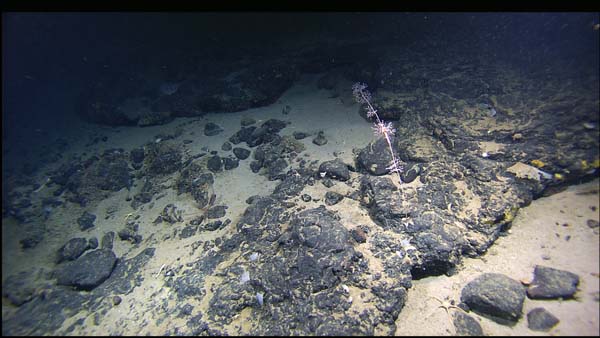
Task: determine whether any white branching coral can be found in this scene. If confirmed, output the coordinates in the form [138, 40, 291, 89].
[353, 82, 404, 182]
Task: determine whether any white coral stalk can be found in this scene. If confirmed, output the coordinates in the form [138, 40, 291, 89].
[354, 83, 404, 183]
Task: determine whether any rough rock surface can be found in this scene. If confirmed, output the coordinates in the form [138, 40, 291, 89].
[460, 273, 526, 324]
[56, 237, 90, 264]
[526, 265, 580, 299]
[318, 159, 350, 181]
[2, 18, 598, 336]
[76, 211, 96, 231]
[527, 307, 560, 332]
[206, 203, 408, 335]
[452, 311, 484, 336]
[2, 248, 155, 335]
[54, 249, 118, 290]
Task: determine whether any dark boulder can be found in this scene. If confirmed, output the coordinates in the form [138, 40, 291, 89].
[207, 205, 228, 219]
[54, 249, 117, 290]
[460, 273, 526, 324]
[77, 211, 96, 231]
[207, 156, 223, 173]
[527, 307, 560, 332]
[526, 265, 580, 299]
[318, 159, 350, 181]
[130, 147, 145, 164]
[56, 237, 90, 264]
[357, 137, 395, 176]
[452, 311, 484, 336]
[324, 191, 344, 205]
[232, 147, 251, 160]
[145, 143, 182, 176]
[400, 162, 421, 183]
[223, 157, 239, 170]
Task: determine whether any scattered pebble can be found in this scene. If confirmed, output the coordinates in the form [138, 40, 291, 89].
[586, 219, 599, 228]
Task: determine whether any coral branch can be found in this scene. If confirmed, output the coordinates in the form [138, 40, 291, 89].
[353, 82, 403, 184]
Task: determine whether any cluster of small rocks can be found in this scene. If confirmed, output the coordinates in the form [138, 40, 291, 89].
[455, 265, 580, 333]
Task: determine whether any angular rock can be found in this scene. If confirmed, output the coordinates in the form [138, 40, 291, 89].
[204, 122, 224, 136]
[93, 153, 132, 191]
[88, 237, 98, 249]
[240, 117, 256, 126]
[145, 143, 182, 176]
[54, 249, 117, 290]
[318, 159, 350, 181]
[293, 131, 309, 140]
[527, 265, 580, 299]
[357, 137, 395, 175]
[249, 160, 261, 173]
[400, 163, 421, 183]
[207, 155, 223, 173]
[137, 111, 173, 127]
[232, 147, 251, 160]
[261, 118, 288, 133]
[77, 211, 96, 231]
[179, 225, 199, 239]
[204, 220, 223, 231]
[56, 237, 89, 264]
[460, 273, 526, 323]
[221, 141, 232, 151]
[158, 204, 184, 224]
[325, 191, 344, 205]
[118, 225, 142, 244]
[229, 126, 256, 145]
[101, 232, 115, 250]
[350, 228, 367, 243]
[207, 205, 227, 219]
[312, 131, 328, 146]
[223, 157, 239, 170]
[272, 174, 305, 200]
[130, 147, 145, 164]
[452, 311, 484, 336]
[527, 307, 559, 332]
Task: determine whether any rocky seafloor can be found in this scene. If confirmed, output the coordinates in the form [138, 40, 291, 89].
[2, 39, 599, 335]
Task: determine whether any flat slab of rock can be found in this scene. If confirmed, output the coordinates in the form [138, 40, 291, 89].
[460, 273, 526, 323]
[54, 249, 117, 290]
[526, 265, 579, 299]
[527, 307, 560, 332]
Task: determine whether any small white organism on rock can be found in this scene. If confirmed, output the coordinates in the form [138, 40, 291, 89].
[240, 270, 250, 284]
[249, 252, 260, 262]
